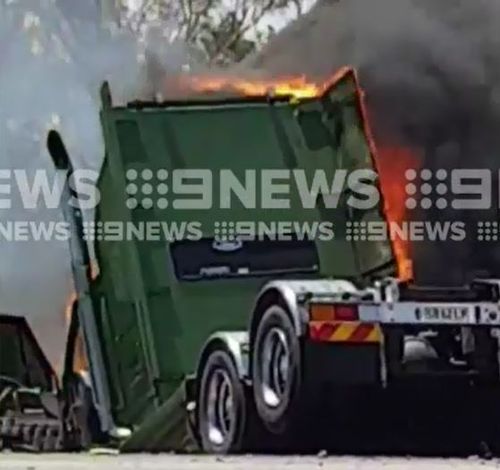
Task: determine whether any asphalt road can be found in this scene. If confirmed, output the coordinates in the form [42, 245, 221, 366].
[2, 454, 500, 470]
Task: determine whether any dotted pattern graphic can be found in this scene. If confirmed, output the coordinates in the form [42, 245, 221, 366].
[346, 221, 368, 241]
[477, 221, 499, 242]
[214, 221, 237, 242]
[405, 169, 448, 210]
[125, 168, 169, 210]
[82, 221, 105, 242]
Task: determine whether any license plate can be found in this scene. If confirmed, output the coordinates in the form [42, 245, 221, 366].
[417, 305, 471, 323]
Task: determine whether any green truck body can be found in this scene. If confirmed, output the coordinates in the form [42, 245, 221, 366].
[77, 68, 392, 448]
[38, 66, 500, 454]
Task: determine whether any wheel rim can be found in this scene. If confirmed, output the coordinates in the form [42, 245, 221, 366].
[260, 326, 290, 408]
[206, 368, 235, 446]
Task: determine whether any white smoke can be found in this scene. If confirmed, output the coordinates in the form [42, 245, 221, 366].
[0, 0, 309, 373]
[0, 0, 190, 372]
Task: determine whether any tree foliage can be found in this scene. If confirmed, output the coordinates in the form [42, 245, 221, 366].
[120, 0, 310, 66]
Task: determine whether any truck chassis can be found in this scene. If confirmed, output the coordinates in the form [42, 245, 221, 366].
[39, 68, 500, 455]
[192, 278, 500, 454]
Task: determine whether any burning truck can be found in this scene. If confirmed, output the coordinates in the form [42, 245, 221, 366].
[3, 65, 500, 454]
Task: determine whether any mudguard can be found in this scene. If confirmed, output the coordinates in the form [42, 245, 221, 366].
[251, 280, 359, 337]
[197, 332, 250, 381]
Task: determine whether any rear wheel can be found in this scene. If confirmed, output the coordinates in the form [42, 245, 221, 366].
[198, 349, 247, 454]
[251, 305, 305, 436]
[63, 373, 103, 450]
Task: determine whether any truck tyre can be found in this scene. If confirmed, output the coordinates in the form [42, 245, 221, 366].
[251, 305, 304, 436]
[198, 349, 247, 454]
[63, 373, 103, 450]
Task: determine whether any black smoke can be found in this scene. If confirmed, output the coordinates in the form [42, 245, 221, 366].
[251, 0, 500, 285]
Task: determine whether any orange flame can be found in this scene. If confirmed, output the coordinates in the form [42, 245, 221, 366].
[64, 290, 88, 373]
[63, 260, 99, 374]
[177, 67, 419, 281]
[64, 290, 77, 324]
[174, 67, 359, 100]
[340, 71, 419, 282]
[376, 146, 419, 281]
[73, 330, 89, 373]
[178, 75, 322, 99]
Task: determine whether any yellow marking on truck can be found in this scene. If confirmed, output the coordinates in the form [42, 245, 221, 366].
[309, 321, 383, 344]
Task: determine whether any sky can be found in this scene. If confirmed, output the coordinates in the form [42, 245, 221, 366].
[126, 0, 317, 42]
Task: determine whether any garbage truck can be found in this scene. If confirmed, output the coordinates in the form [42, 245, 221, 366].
[29, 65, 500, 453]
